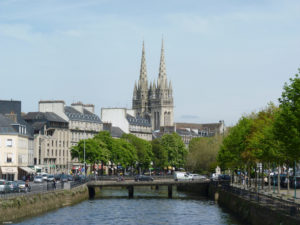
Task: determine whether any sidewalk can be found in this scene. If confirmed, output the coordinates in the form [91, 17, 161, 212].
[231, 182, 300, 203]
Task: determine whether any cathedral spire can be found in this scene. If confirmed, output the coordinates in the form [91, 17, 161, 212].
[158, 38, 167, 88]
[139, 41, 147, 81]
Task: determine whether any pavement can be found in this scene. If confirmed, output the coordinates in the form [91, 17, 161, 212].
[231, 182, 300, 203]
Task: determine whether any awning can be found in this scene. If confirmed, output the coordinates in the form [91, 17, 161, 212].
[19, 167, 35, 174]
[1, 167, 18, 174]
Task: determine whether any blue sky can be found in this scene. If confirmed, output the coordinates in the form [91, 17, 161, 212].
[0, 0, 300, 126]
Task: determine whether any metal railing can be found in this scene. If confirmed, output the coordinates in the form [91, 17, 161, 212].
[0, 180, 81, 199]
[214, 181, 300, 217]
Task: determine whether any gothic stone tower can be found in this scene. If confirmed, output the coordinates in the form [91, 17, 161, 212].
[132, 40, 174, 131]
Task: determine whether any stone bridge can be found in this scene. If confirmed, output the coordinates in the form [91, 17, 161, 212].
[87, 179, 210, 198]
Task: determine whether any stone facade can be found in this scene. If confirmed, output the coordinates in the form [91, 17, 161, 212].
[23, 112, 70, 174]
[0, 100, 34, 181]
[101, 108, 152, 141]
[38, 101, 103, 172]
[132, 40, 174, 131]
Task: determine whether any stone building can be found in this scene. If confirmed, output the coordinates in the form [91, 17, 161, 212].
[132, 40, 174, 131]
[152, 121, 226, 146]
[23, 112, 69, 174]
[101, 108, 152, 141]
[38, 101, 103, 171]
[0, 100, 34, 181]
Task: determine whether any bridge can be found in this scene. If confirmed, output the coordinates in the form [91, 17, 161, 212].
[86, 179, 210, 198]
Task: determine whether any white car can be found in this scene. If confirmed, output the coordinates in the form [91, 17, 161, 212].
[34, 176, 43, 183]
[188, 174, 207, 180]
[174, 172, 190, 181]
[41, 173, 48, 181]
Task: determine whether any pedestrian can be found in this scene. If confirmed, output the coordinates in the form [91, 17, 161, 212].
[52, 178, 56, 189]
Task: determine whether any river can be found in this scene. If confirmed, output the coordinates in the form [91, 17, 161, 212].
[14, 186, 244, 225]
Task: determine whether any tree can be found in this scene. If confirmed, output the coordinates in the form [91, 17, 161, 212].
[151, 138, 168, 170]
[186, 135, 223, 174]
[122, 134, 153, 170]
[160, 133, 188, 169]
[111, 138, 137, 169]
[71, 138, 107, 173]
[273, 72, 300, 194]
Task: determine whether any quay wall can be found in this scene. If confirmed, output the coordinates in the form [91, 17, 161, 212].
[177, 182, 209, 195]
[208, 184, 300, 225]
[0, 185, 89, 223]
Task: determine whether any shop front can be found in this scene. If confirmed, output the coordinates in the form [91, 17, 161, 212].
[0, 166, 18, 181]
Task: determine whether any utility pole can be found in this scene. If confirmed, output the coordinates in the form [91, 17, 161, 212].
[84, 129, 86, 177]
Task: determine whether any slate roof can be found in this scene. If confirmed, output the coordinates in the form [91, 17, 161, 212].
[111, 126, 125, 138]
[0, 114, 17, 134]
[24, 112, 68, 123]
[65, 106, 102, 123]
[126, 114, 151, 127]
[0, 114, 33, 137]
[175, 122, 222, 131]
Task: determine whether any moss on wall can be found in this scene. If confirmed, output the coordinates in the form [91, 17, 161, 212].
[0, 185, 89, 223]
[209, 184, 300, 225]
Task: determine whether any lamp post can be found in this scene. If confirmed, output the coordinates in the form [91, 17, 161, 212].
[294, 161, 296, 199]
[84, 129, 86, 177]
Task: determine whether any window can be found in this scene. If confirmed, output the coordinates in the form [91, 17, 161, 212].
[7, 153, 12, 163]
[6, 139, 13, 147]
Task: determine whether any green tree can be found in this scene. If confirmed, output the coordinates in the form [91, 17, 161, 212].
[160, 133, 188, 169]
[186, 135, 223, 174]
[151, 138, 168, 170]
[122, 134, 153, 170]
[111, 138, 137, 169]
[273, 72, 300, 193]
[71, 138, 107, 173]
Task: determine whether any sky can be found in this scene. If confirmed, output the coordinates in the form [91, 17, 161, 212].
[0, 0, 300, 126]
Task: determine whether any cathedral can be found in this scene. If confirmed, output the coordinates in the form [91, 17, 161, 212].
[132, 40, 174, 131]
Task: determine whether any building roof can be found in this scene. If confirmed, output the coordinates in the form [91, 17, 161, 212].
[126, 114, 151, 127]
[24, 112, 68, 123]
[111, 126, 125, 138]
[0, 114, 33, 137]
[175, 122, 222, 132]
[0, 114, 17, 134]
[65, 106, 102, 123]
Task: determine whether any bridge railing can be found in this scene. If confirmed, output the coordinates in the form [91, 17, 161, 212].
[88, 175, 174, 181]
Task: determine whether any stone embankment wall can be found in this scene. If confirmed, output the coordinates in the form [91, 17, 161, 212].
[0, 185, 89, 223]
[209, 184, 300, 225]
[177, 182, 209, 195]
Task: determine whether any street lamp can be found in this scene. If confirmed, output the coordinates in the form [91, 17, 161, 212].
[84, 129, 86, 177]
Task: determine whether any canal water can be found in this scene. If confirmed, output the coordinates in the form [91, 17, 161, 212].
[14, 187, 245, 225]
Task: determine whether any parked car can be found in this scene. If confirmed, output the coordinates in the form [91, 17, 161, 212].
[174, 172, 190, 181]
[34, 176, 43, 183]
[7, 181, 19, 193]
[74, 175, 87, 182]
[67, 175, 74, 181]
[60, 174, 68, 182]
[46, 175, 55, 182]
[290, 177, 300, 188]
[218, 174, 231, 181]
[189, 174, 207, 181]
[41, 173, 48, 181]
[271, 174, 287, 186]
[16, 180, 30, 192]
[135, 175, 154, 182]
[54, 174, 61, 181]
[0, 180, 10, 194]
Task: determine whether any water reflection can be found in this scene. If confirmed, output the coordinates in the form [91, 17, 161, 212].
[14, 187, 244, 225]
